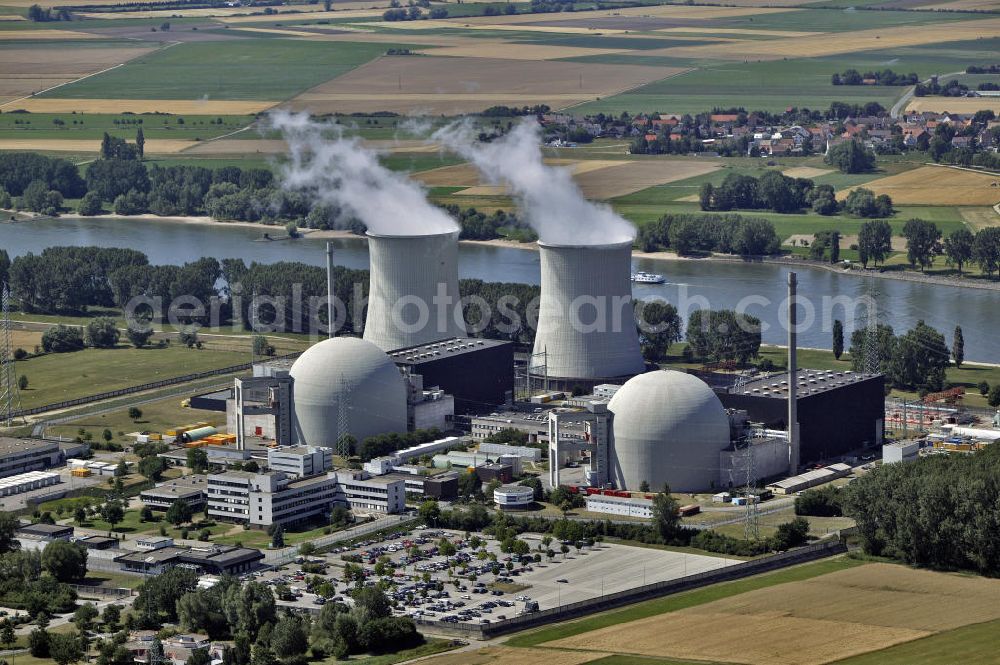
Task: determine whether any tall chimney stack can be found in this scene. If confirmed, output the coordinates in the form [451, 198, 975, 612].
[326, 242, 335, 339]
[787, 272, 800, 475]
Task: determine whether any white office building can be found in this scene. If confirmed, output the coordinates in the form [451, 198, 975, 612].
[585, 494, 654, 519]
[334, 470, 405, 514]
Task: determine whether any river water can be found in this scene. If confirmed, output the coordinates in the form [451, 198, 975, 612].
[3, 217, 998, 362]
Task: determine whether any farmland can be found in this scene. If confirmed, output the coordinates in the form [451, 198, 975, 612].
[840, 165, 1000, 206]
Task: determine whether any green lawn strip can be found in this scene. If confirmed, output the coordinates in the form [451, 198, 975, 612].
[505, 556, 862, 648]
[80, 508, 228, 539]
[40, 39, 422, 101]
[315, 638, 459, 665]
[0, 112, 255, 141]
[829, 619, 1000, 665]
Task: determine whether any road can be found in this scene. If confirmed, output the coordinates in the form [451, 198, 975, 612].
[890, 70, 966, 119]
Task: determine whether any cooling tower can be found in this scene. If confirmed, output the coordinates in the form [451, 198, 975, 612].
[364, 231, 467, 352]
[531, 240, 645, 381]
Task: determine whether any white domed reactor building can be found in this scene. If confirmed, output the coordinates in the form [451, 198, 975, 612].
[289, 337, 407, 446]
[608, 370, 731, 492]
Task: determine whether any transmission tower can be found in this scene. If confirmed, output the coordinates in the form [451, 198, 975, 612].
[741, 434, 760, 540]
[1, 284, 25, 428]
[335, 374, 354, 458]
[862, 275, 882, 376]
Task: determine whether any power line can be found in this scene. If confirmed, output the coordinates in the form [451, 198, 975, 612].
[1, 283, 25, 428]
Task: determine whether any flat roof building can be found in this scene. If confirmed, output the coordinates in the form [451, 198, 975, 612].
[140, 476, 209, 511]
[493, 484, 533, 511]
[0, 471, 60, 497]
[585, 494, 654, 519]
[115, 544, 263, 576]
[17, 522, 74, 541]
[267, 446, 332, 478]
[0, 439, 62, 479]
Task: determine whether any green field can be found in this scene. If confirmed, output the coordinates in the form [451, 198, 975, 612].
[0, 112, 254, 140]
[80, 506, 232, 539]
[831, 619, 1000, 665]
[41, 39, 417, 101]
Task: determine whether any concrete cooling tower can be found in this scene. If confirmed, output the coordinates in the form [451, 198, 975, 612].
[363, 231, 467, 352]
[530, 240, 645, 382]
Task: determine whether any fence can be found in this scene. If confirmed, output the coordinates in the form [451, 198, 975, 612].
[414, 540, 848, 640]
[10, 351, 301, 419]
[69, 583, 132, 599]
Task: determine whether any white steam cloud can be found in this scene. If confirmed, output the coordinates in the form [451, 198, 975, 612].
[269, 110, 458, 236]
[432, 118, 635, 245]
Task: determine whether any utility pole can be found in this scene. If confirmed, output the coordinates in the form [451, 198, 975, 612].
[326, 241, 335, 339]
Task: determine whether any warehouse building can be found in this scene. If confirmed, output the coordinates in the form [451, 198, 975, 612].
[585, 494, 654, 519]
[17, 523, 73, 542]
[389, 338, 514, 414]
[766, 463, 852, 495]
[0, 471, 59, 497]
[715, 369, 885, 463]
[0, 439, 63, 479]
[883, 440, 920, 464]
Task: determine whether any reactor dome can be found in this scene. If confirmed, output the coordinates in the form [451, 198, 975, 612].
[608, 370, 730, 492]
[289, 337, 407, 447]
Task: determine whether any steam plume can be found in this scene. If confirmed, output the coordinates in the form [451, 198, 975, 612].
[269, 110, 458, 236]
[433, 118, 635, 245]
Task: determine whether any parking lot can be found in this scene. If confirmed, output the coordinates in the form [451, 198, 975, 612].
[253, 525, 738, 627]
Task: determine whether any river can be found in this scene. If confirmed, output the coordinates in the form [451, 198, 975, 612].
[3, 217, 998, 362]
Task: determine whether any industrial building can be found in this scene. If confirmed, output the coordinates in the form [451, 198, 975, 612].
[115, 544, 263, 576]
[478, 442, 542, 462]
[766, 463, 852, 495]
[16, 523, 73, 542]
[267, 445, 332, 477]
[530, 241, 645, 388]
[0, 471, 59, 497]
[883, 440, 920, 464]
[585, 494, 654, 519]
[471, 411, 553, 444]
[0, 439, 62, 479]
[715, 369, 885, 463]
[493, 484, 534, 510]
[363, 230, 467, 352]
[389, 338, 514, 414]
[139, 476, 209, 511]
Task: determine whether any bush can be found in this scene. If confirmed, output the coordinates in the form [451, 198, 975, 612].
[77, 191, 103, 216]
[85, 317, 120, 348]
[41, 325, 84, 353]
[794, 486, 844, 517]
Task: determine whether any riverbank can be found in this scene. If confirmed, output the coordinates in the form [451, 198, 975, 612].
[9, 212, 1000, 292]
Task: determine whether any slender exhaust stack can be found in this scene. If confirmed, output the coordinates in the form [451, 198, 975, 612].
[788, 272, 800, 475]
[326, 241, 335, 339]
[531, 241, 645, 381]
[363, 231, 466, 352]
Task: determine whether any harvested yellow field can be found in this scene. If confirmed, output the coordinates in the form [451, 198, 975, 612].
[961, 207, 1000, 230]
[547, 563, 1000, 665]
[906, 96, 1000, 115]
[658, 26, 820, 37]
[651, 17, 1000, 59]
[0, 138, 194, 153]
[839, 166, 1000, 206]
[426, 43, 629, 60]
[0, 45, 154, 107]
[416, 163, 484, 188]
[367, 20, 630, 35]
[226, 26, 336, 38]
[783, 166, 833, 178]
[0, 14, 26, 20]
[7, 98, 277, 114]
[9, 329, 43, 351]
[289, 56, 676, 113]
[919, 0, 1000, 9]
[0, 29, 97, 40]
[420, 646, 605, 665]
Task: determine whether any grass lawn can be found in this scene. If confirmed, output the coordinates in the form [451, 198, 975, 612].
[81, 508, 229, 539]
[13, 343, 253, 410]
[830, 618, 1000, 665]
[0, 113, 255, 141]
[41, 39, 420, 101]
[506, 556, 861, 648]
[213, 519, 344, 549]
[78, 571, 146, 590]
[318, 638, 459, 665]
[46, 392, 226, 444]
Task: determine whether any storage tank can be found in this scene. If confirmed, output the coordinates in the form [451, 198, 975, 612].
[530, 240, 644, 381]
[363, 231, 467, 352]
[290, 337, 407, 446]
[608, 370, 730, 492]
[180, 426, 218, 443]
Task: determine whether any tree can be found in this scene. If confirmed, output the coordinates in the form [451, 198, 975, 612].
[102, 428, 113, 443]
[989, 384, 1000, 408]
[698, 182, 713, 211]
[832, 319, 844, 360]
[126, 327, 154, 348]
[887, 320, 950, 392]
[147, 638, 165, 665]
[639, 480, 650, 492]
[41, 540, 87, 582]
[418, 500, 440, 527]
[102, 603, 122, 629]
[138, 456, 165, 481]
[77, 191, 102, 216]
[73, 603, 99, 631]
[17, 374, 28, 390]
[952, 325, 964, 369]
[651, 484, 681, 542]
[166, 499, 193, 526]
[28, 628, 50, 658]
[85, 317, 120, 348]
[49, 631, 83, 665]
[271, 614, 309, 661]
[74, 506, 87, 525]
[771, 517, 809, 551]
[136, 127, 145, 160]
[0, 619, 15, 655]
[901, 218, 941, 271]
[973, 227, 1000, 279]
[128, 406, 143, 421]
[943, 228, 974, 275]
[825, 140, 875, 173]
[186, 649, 210, 665]
[634, 300, 683, 362]
[187, 447, 208, 473]
[41, 325, 84, 353]
[857, 219, 893, 268]
[0, 512, 18, 554]
[270, 525, 284, 549]
[100, 501, 124, 532]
